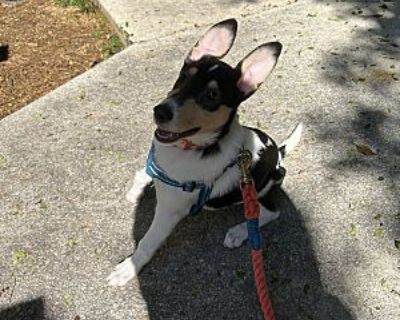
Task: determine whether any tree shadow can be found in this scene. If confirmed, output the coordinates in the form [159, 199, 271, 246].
[131, 185, 354, 319]
[0, 297, 46, 320]
[309, 0, 399, 251]
[307, 103, 399, 240]
[315, 0, 399, 90]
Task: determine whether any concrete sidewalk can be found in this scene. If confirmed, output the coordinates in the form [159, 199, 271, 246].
[98, 0, 286, 44]
[1, 0, 399, 319]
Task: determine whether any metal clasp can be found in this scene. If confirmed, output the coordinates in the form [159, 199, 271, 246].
[238, 150, 253, 183]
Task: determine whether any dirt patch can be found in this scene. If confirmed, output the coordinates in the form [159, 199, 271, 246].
[0, 0, 124, 119]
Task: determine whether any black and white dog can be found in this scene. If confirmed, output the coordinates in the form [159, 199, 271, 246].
[108, 19, 302, 286]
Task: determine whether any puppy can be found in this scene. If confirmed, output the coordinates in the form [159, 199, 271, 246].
[108, 19, 302, 286]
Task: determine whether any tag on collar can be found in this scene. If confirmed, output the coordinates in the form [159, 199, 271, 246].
[178, 139, 213, 151]
[180, 139, 193, 150]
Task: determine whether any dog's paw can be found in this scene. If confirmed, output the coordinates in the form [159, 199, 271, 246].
[107, 257, 137, 286]
[223, 223, 248, 248]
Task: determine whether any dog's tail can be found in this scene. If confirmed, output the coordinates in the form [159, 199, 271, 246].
[279, 122, 303, 158]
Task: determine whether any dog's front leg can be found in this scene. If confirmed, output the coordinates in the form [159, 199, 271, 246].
[126, 168, 152, 206]
[107, 189, 191, 286]
[223, 204, 280, 248]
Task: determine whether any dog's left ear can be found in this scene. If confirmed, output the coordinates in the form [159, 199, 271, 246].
[236, 42, 282, 98]
[186, 19, 238, 63]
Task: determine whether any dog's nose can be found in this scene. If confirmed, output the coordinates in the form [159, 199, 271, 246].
[154, 104, 173, 123]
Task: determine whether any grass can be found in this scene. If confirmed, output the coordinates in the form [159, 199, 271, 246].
[55, 0, 97, 13]
[94, 14, 125, 57]
[101, 35, 124, 58]
[55, 0, 125, 56]
[55, 0, 124, 58]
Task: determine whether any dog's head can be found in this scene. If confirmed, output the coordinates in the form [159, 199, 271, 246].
[153, 19, 282, 148]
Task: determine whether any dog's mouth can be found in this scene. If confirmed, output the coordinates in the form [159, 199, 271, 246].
[155, 127, 201, 143]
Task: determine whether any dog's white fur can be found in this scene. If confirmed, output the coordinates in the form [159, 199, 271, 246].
[107, 119, 301, 286]
[107, 19, 302, 287]
[126, 168, 152, 207]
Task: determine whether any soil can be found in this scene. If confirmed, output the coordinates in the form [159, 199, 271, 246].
[0, 0, 124, 119]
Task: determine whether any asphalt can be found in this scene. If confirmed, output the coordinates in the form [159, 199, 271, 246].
[1, 0, 399, 319]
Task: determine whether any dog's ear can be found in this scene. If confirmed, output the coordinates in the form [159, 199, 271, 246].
[236, 42, 282, 97]
[186, 19, 238, 63]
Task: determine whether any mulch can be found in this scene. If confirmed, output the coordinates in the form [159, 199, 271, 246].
[0, 0, 123, 119]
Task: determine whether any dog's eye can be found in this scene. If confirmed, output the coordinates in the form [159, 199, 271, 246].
[199, 87, 220, 111]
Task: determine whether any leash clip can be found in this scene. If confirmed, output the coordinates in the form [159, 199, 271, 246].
[238, 150, 253, 183]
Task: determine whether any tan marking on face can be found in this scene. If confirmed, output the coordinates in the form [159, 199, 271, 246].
[172, 98, 231, 133]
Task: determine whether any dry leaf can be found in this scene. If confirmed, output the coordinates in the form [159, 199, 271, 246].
[355, 143, 377, 156]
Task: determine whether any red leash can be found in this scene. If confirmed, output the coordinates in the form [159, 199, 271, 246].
[239, 151, 276, 320]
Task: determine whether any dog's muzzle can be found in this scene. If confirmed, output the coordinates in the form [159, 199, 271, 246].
[153, 103, 173, 124]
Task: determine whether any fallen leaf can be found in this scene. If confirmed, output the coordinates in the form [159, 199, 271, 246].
[355, 143, 377, 156]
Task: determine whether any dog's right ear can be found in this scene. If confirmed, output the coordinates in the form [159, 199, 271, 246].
[186, 19, 238, 63]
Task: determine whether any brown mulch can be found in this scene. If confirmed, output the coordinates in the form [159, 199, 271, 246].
[0, 0, 123, 119]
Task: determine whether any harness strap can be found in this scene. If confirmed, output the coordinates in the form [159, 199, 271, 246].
[145, 144, 217, 215]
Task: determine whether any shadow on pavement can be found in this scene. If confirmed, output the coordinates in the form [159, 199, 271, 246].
[132, 186, 354, 319]
[307, 103, 400, 243]
[0, 297, 46, 320]
[315, 0, 400, 90]
[311, 0, 400, 241]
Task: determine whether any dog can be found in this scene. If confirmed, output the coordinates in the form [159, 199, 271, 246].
[107, 18, 302, 286]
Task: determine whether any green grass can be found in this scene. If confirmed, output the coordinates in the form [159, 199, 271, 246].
[101, 35, 124, 58]
[55, 0, 97, 13]
[55, 0, 125, 58]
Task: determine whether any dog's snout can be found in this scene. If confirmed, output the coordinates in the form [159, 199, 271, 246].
[154, 104, 173, 123]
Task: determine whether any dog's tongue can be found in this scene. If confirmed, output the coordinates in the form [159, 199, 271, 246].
[155, 128, 183, 143]
[156, 129, 178, 139]
[155, 127, 200, 144]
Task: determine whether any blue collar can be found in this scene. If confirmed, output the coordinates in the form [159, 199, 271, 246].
[145, 144, 237, 215]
